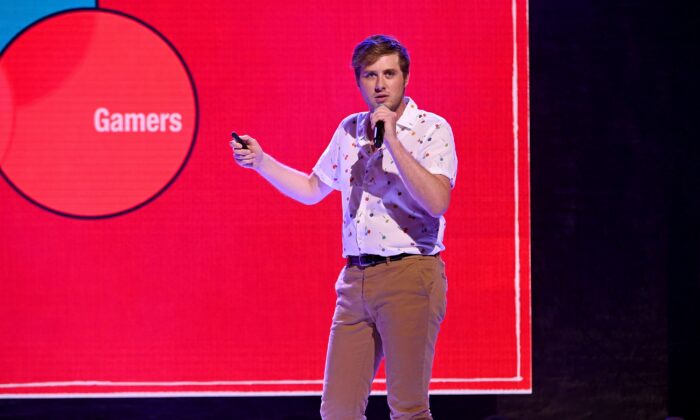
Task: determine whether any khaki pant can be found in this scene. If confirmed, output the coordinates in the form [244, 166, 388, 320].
[320, 255, 447, 420]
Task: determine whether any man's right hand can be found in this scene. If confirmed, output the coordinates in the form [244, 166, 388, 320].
[228, 133, 332, 204]
[230, 134, 264, 170]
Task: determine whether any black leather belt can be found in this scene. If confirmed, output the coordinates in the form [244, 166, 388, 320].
[347, 253, 433, 268]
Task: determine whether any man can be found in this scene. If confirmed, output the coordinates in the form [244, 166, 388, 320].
[231, 34, 457, 419]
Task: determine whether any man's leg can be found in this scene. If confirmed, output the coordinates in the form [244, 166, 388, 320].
[321, 266, 384, 420]
[368, 256, 447, 420]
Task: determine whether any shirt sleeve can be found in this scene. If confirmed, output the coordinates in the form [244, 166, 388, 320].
[418, 119, 458, 188]
[312, 121, 344, 191]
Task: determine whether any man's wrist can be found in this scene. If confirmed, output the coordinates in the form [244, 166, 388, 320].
[254, 152, 269, 173]
[383, 132, 401, 152]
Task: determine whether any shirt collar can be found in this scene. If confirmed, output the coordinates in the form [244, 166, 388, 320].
[357, 113, 371, 143]
[357, 97, 419, 140]
[396, 97, 420, 130]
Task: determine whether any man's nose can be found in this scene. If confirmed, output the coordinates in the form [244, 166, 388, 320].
[374, 77, 385, 91]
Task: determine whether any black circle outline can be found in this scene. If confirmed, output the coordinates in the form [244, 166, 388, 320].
[0, 7, 199, 220]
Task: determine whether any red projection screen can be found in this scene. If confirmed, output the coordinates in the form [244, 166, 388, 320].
[0, 1, 530, 396]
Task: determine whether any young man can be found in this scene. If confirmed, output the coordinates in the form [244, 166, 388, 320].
[231, 34, 457, 419]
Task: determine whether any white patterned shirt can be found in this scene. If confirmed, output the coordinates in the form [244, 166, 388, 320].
[313, 97, 458, 257]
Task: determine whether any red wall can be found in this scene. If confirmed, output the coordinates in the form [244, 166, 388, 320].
[0, 0, 530, 396]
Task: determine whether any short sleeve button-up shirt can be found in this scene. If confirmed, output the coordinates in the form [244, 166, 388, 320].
[313, 97, 458, 257]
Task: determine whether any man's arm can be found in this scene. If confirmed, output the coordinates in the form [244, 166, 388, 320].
[231, 135, 333, 205]
[385, 139, 451, 217]
[371, 108, 452, 218]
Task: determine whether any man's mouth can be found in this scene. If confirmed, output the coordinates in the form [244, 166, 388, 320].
[375, 95, 389, 103]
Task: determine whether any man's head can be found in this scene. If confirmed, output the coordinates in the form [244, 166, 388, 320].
[352, 35, 410, 83]
[352, 35, 410, 113]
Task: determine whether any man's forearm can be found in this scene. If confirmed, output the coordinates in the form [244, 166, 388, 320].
[255, 153, 326, 205]
[385, 138, 451, 217]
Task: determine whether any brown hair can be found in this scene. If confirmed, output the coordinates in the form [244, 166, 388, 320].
[351, 35, 410, 82]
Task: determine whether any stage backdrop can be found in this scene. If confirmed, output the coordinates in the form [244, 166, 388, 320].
[0, 0, 530, 396]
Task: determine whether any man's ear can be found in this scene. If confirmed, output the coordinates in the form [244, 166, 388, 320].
[404, 73, 410, 88]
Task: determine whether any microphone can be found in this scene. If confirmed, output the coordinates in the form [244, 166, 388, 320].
[373, 121, 384, 148]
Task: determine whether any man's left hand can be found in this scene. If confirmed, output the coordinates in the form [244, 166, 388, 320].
[371, 104, 399, 143]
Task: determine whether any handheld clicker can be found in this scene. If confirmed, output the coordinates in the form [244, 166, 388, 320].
[231, 131, 248, 149]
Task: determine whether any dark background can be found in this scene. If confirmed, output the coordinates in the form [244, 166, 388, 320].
[1, 1, 697, 419]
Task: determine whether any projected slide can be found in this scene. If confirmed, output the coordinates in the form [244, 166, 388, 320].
[0, 0, 530, 396]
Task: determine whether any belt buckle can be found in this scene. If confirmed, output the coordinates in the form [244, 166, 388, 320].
[357, 254, 370, 267]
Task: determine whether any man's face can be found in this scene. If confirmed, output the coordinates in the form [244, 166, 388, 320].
[357, 53, 409, 113]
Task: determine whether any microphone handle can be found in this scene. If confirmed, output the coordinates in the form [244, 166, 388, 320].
[374, 121, 384, 148]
